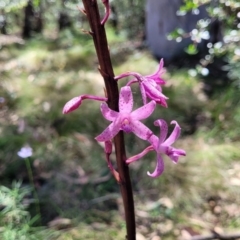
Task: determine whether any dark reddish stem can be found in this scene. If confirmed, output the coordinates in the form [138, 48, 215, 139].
[81, 0, 136, 239]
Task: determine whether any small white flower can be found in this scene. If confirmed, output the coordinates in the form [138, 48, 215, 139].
[234, 48, 240, 56]
[201, 68, 209, 76]
[188, 69, 197, 77]
[18, 145, 33, 158]
[200, 31, 210, 40]
[192, 9, 199, 15]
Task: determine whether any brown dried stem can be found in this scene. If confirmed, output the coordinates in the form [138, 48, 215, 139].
[81, 0, 136, 239]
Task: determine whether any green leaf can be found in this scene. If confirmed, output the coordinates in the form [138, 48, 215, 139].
[167, 28, 185, 40]
[33, 0, 40, 8]
[185, 44, 198, 55]
[180, 0, 199, 12]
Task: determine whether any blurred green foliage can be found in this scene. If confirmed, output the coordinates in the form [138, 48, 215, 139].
[2, 0, 145, 40]
[0, 182, 57, 240]
[0, 1, 240, 239]
[2, 0, 28, 12]
[1, 28, 240, 238]
[171, 0, 240, 88]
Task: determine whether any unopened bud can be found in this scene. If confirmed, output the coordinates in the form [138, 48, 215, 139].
[62, 96, 82, 114]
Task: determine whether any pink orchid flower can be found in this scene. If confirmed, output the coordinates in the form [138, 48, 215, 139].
[95, 86, 156, 142]
[126, 119, 186, 178]
[62, 95, 108, 114]
[115, 59, 168, 107]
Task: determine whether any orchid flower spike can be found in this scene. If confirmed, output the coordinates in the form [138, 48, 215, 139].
[95, 86, 156, 142]
[101, 0, 110, 25]
[126, 119, 186, 178]
[63, 95, 108, 114]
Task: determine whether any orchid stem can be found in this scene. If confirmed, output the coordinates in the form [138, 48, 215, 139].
[81, 0, 136, 239]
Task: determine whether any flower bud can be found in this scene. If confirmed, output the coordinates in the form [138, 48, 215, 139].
[62, 96, 82, 114]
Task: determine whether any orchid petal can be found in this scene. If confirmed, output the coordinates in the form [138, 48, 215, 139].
[152, 59, 164, 77]
[143, 80, 167, 106]
[163, 120, 181, 146]
[147, 153, 164, 178]
[140, 83, 147, 105]
[177, 149, 186, 156]
[146, 59, 166, 84]
[169, 154, 179, 163]
[143, 81, 168, 100]
[154, 119, 168, 145]
[148, 134, 159, 150]
[63, 96, 82, 114]
[131, 100, 156, 120]
[147, 78, 158, 88]
[157, 59, 166, 75]
[100, 103, 119, 121]
[159, 58, 164, 70]
[155, 78, 166, 85]
[167, 148, 186, 163]
[95, 118, 121, 142]
[130, 120, 153, 140]
[156, 84, 162, 92]
[119, 86, 133, 113]
[155, 98, 168, 108]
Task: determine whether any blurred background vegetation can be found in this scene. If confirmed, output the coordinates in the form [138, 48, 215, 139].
[0, 0, 240, 239]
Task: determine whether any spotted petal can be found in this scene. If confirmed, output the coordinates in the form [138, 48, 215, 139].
[119, 86, 133, 113]
[131, 100, 156, 121]
[143, 81, 168, 100]
[100, 103, 119, 121]
[140, 82, 147, 105]
[147, 153, 164, 178]
[154, 119, 168, 145]
[130, 120, 153, 140]
[95, 118, 121, 142]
